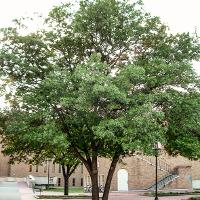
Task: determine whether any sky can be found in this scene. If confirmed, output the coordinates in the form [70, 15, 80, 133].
[0, 0, 199, 106]
[143, 0, 200, 34]
[0, 0, 199, 68]
[0, 0, 200, 33]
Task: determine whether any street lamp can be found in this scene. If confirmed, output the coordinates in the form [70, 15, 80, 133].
[46, 159, 51, 189]
[153, 142, 162, 200]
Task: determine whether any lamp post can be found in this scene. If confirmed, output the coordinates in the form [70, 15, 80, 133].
[153, 142, 161, 200]
[46, 159, 51, 189]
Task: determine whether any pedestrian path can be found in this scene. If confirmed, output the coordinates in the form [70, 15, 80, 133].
[1, 178, 200, 200]
[18, 181, 35, 200]
[0, 181, 21, 200]
[109, 191, 200, 200]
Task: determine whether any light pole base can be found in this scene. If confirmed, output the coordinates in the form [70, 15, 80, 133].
[155, 197, 159, 200]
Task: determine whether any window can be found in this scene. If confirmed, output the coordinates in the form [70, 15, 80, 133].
[101, 175, 105, 186]
[87, 176, 91, 185]
[58, 178, 61, 186]
[36, 165, 38, 172]
[98, 175, 100, 186]
[52, 163, 55, 173]
[81, 163, 83, 174]
[29, 165, 32, 172]
[81, 178, 83, 186]
[58, 164, 61, 173]
[72, 178, 76, 186]
[44, 161, 47, 173]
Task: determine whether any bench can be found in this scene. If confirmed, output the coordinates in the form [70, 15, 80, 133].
[32, 184, 44, 195]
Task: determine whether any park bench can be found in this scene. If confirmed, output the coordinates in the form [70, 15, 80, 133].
[32, 183, 44, 195]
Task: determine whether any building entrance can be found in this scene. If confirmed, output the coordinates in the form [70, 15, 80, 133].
[117, 169, 128, 191]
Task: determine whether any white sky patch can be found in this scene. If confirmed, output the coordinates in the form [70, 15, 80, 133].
[143, 0, 200, 34]
[0, 0, 199, 68]
[0, 0, 61, 27]
[0, 0, 199, 33]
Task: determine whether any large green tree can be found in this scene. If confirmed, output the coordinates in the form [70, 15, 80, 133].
[0, 110, 80, 195]
[1, 1, 200, 200]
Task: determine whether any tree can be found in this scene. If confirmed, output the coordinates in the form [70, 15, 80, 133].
[0, 1, 200, 200]
[0, 110, 80, 196]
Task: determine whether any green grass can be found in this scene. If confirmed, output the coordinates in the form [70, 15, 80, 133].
[189, 198, 200, 200]
[36, 195, 92, 199]
[144, 191, 200, 197]
[44, 187, 84, 193]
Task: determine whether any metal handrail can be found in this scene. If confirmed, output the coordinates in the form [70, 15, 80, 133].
[135, 155, 173, 173]
[147, 174, 179, 190]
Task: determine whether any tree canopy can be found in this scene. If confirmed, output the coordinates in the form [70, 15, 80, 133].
[0, 1, 200, 200]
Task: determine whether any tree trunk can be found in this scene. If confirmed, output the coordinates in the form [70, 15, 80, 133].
[102, 155, 120, 200]
[91, 156, 99, 200]
[62, 164, 69, 196]
[63, 175, 69, 195]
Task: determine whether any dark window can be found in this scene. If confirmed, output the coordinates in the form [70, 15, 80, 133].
[44, 161, 47, 173]
[52, 163, 55, 173]
[72, 178, 75, 186]
[81, 163, 83, 174]
[29, 165, 32, 172]
[58, 164, 61, 173]
[58, 178, 61, 186]
[81, 178, 83, 186]
[36, 165, 38, 172]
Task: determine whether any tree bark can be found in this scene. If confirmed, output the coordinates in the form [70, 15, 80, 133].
[91, 155, 99, 200]
[62, 164, 69, 196]
[64, 175, 69, 196]
[102, 154, 120, 200]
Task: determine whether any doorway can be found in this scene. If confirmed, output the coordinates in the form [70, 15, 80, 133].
[117, 169, 128, 191]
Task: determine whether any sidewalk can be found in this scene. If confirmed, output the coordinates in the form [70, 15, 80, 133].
[16, 181, 200, 200]
[18, 181, 36, 200]
[109, 191, 200, 200]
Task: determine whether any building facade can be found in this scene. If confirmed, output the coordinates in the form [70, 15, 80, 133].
[0, 145, 83, 187]
[83, 153, 200, 191]
[2, 143, 200, 191]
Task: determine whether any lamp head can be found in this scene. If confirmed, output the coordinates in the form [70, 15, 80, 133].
[153, 142, 162, 150]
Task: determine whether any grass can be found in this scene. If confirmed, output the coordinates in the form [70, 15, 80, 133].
[35, 195, 92, 199]
[44, 187, 84, 193]
[189, 198, 200, 200]
[144, 191, 200, 197]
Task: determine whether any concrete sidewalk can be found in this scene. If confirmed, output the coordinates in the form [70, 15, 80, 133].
[0, 181, 21, 200]
[109, 191, 200, 200]
[15, 180, 200, 200]
[18, 181, 36, 200]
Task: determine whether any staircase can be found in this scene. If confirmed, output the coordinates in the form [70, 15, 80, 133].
[147, 174, 179, 191]
[135, 155, 172, 173]
[134, 154, 179, 190]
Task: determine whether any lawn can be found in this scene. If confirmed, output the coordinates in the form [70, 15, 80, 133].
[144, 191, 200, 197]
[44, 187, 84, 193]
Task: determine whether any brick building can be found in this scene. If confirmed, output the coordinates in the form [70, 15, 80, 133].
[0, 145, 84, 187]
[83, 153, 200, 191]
[1, 142, 200, 191]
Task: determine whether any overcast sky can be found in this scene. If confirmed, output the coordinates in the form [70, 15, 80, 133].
[0, 0, 199, 33]
[0, 0, 200, 33]
[0, 0, 199, 80]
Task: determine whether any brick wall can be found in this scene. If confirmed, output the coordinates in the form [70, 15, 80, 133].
[0, 145, 10, 177]
[83, 154, 198, 191]
[10, 161, 83, 187]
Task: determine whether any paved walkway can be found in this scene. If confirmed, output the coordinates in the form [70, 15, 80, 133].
[109, 191, 200, 200]
[18, 181, 36, 200]
[0, 180, 21, 200]
[1, 178, 200, 200]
